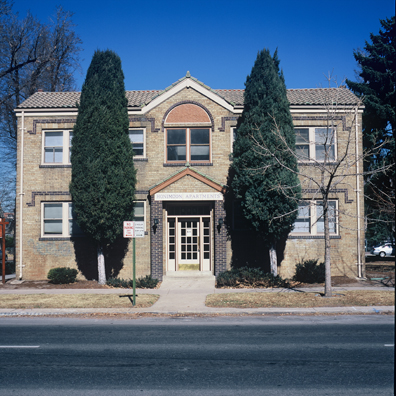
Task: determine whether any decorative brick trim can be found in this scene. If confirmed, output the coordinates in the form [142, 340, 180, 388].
[163, 163, 213, 167]
[150, 200, 163, 281]
[214, 200, 227, 276]
[27, 191, 70, 207]
[218, 116, 240, 132]
[161, 101, 215, 133]
[302, 189, 353, 204]
[129, 117, 159, 132]
[28, 119, 76, 135]
[292, 115, 349, 131]
[135, 190, 149, 195]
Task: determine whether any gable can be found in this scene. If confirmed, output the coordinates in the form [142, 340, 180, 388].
[150, 167, 224, 196]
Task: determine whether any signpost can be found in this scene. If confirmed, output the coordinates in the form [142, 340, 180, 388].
[123, 221, 144, 305]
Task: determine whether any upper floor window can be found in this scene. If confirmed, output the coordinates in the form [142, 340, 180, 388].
[295, 127, 336, 162]
[43, 130, 73, 165]
[42, 202, 82, 237]
[291, 200, 338, 236]
[166, 128, 210, 163]
[129, 128, 146, 158]
[231, 127, 237, 153]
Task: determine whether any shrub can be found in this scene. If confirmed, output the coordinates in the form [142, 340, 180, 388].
[47, 267, 78, 284]
[293, 259, 325, 283]
[136, 275, 159, 288]
[216, 267, 289, 288]
[106, 275, 159, 289]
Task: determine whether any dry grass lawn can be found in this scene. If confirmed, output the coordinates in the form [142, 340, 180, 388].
[0, 294, 159, 309]
[206, 290, 395, 308]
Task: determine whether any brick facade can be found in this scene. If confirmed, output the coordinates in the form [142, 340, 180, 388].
[14, 75, 364, 282]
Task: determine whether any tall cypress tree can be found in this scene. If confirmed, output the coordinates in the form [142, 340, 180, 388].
[70, 50, 136, 284]
[231, 49, 300, 275]
[347, 17, 395, 245]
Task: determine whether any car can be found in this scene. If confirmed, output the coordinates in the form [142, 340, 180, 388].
[0, 249, 8, 261]
[371, 243, 395, 258]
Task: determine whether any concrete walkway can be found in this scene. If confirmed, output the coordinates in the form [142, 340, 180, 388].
[0, 274, 394, 316]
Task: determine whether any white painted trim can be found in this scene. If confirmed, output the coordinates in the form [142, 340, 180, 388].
[138, 79, 237, 114]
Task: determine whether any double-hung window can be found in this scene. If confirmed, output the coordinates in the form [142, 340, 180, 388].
[292, 200, 338, 236]
[129, 128, 145, 158]
[42, 202, 82, 237]
[295, 127, 336, 162]
[133, 201, 146, 231]
[43, 130, 73, 165]
[166, 128, 210, 163]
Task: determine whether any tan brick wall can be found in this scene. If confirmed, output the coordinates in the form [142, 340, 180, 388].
[15, 87, 364, 281]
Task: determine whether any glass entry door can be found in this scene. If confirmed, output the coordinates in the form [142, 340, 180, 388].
[167, 216, 211, 272]
[178, 219, 200, 270]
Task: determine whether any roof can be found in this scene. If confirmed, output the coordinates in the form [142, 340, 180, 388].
[16, 74, 360, 109]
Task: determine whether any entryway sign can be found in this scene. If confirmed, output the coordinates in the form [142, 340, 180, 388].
[123, 221, 144, 238]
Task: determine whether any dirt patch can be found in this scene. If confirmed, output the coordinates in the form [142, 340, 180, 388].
[0, 279, 161, 290]
[206, 290, 395, 309]
[0, 293, 159, 309]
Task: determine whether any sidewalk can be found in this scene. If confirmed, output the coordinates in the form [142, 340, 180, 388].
[0, 275, 394, 316]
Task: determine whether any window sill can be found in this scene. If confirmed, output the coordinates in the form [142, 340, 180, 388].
[297, 161, 337, 166]
[39, 164, 72, 168]
[134, 158, 148, 162]
[164, 163, 213, 167]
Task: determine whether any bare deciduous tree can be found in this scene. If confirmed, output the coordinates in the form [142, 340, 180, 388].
[249, 77, 392, 297]
[0, 2, 82, 180]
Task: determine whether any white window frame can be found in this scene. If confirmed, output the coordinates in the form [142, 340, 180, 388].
[291, 200, 338, 236]
[165, 127, 211, 163]
[230, 127, 237, 153]
[295, 127, 337, 162]
[42, 130, 73, 165]
[128, 128, 146, 158]
[41, 202, 82, 237]
[133, 200, 146, 231]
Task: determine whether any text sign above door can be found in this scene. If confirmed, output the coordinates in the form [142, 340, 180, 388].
[154, 192, 223, 201]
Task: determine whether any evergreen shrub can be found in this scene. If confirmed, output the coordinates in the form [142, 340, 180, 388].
[106, 275, 159, 289]
[216, 267, 289, 288]
[293, 259, 325, 283]
[47, 267, 78, 284]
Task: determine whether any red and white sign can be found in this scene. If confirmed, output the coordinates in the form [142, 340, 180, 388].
[123, 221, 145, 238]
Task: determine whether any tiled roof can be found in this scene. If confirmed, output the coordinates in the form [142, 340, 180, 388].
[286, 88, 359, 105]
[17, 85, 359, 109]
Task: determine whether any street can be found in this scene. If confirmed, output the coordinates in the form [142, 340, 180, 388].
[0, 315, 394, 395]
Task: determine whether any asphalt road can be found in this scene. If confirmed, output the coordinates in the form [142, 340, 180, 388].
[0, 315, 394, 395]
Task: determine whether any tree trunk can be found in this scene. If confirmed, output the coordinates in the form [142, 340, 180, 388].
[269, 243, 278, 276]
[97, 244, 106, 285]
[323, 202, 332, 297]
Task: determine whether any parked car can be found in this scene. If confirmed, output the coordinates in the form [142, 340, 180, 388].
[0, 249, 8, 261]
[371, 243, 395, 258]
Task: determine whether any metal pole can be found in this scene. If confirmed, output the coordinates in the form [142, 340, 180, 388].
[133, 237, 136, 306]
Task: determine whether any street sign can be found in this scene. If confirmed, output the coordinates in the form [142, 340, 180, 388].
[123, 221, 145, 238]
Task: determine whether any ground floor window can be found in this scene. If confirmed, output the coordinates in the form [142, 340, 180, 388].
[291, 200, 338, 236]
[42, 202, 82, 237]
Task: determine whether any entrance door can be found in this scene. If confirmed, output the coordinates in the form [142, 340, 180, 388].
[167, 216, 211, 272]
[178, 219, 200, 270]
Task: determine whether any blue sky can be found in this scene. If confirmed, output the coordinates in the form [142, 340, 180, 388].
[12, 0, 395, 91]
